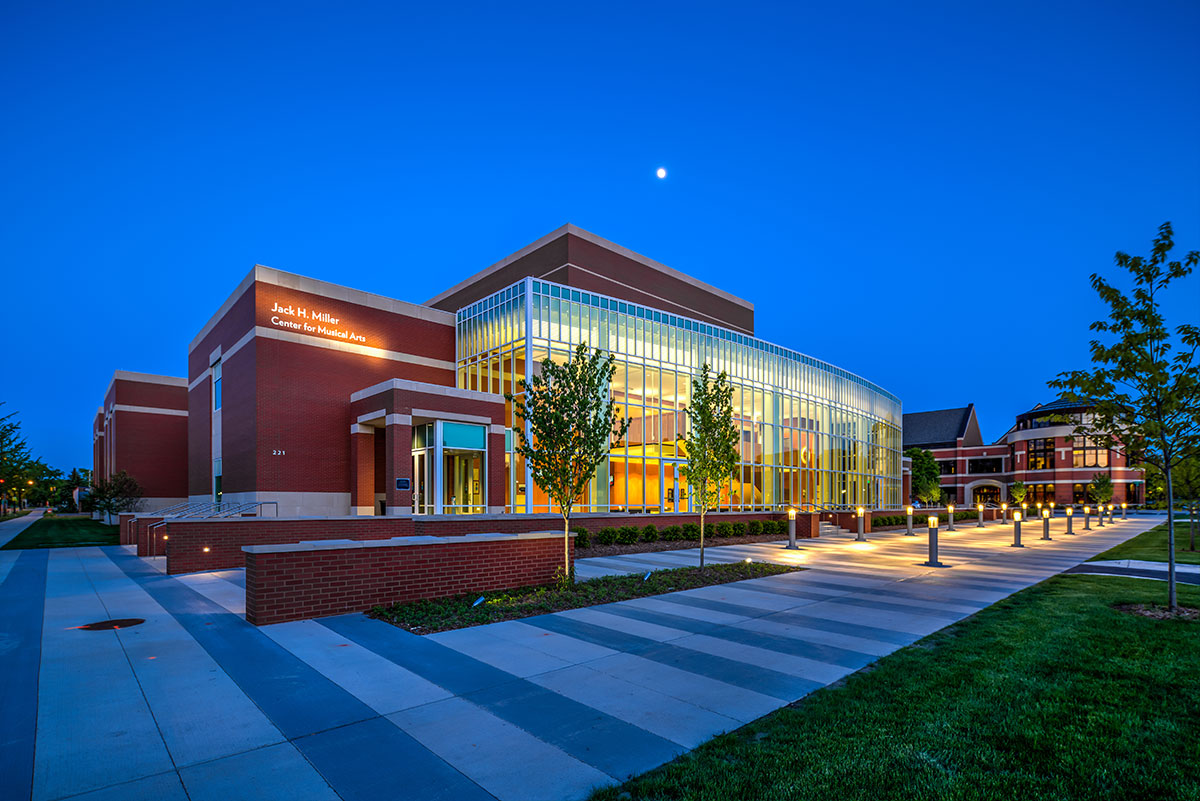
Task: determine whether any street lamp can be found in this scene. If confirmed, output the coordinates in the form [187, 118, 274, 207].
[786, 507, 798, 550]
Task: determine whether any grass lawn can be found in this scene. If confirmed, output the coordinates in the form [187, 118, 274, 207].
[1, 516, 119, 549]
[1088, 520, 1200, 565]
[591, 575, 1200, 801]
[372, 562, 802, 634]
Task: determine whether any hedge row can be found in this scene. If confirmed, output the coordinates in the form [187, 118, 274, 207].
[572, 518, 790, 549]
[874, 509, 982, 527]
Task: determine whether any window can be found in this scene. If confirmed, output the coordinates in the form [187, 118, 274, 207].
[968, 458, 1002, 474]
[938, 460, 957, 475]
[1026, 438, 1054, 470]
[213, 458, 222, 503]
[1072, 437, 1109, 468]
[1027, 483, 1055, 504]
[1073, 483, 1088, 504]
[212, 361, 222, 411]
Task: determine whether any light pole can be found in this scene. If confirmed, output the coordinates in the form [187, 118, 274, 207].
[1041, 508, 1052, 541]
[1012, 511, 1023, 547]
[855, 506, 867, 542]
[786, 507, 798, 550]
[1065, 505, 1074, 535]
[905, 505, 915, 536]
[924, 514, 945, 567]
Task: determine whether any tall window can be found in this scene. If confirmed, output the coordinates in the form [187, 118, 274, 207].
[212, 361, 222, 411]
[938, 460, 957, 475]
[1072, 437, 1109, 468]
[1027, 483, 1055, 504]
[968, 458, 1002, 474]
[1026, 438, 1055, 470]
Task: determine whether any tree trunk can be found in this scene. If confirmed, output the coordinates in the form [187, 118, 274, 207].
[699, 508, 706, 568]
[562, 512, 571, 583]
[1166, 467, 1176, 612]
[1189, 501, 1195, 552]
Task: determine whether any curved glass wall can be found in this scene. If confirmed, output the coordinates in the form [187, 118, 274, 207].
[456, 277, 902, 512]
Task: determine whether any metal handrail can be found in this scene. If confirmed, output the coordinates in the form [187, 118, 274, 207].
[146, 500, 281, 556]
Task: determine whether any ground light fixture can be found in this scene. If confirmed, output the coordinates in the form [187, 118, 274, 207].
[1065, 505, 1075, 535]
[856, 506, 867, 542]
[1041, 509, 1052, 541]
[1122, 502, 1128, 520]
[1084, 505, 1092, 530]
[905, 505, 915, 536]
[977, 503, 985, 528]
[1109, 504, 1116, 523]
[947, 504, 956, 531]
[1098, 504, 1106, 527]
[1049, 500, 1056, 516]
[1001, 502, 1008, 523]
[786, 507, 799, 550]
[1011, 511, 1023, 547]
[924, 515, 945, 567]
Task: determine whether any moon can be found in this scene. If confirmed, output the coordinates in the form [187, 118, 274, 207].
[656, 167, 667, 179]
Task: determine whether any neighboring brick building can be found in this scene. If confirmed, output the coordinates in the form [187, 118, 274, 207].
[903, 400, 1143, 506]
[93, 371, 189, 516]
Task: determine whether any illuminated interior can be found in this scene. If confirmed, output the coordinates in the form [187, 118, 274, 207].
[456, 278, 902, 513]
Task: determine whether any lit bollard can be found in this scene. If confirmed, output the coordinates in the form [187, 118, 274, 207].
[1108, 504, 1116, 524]
[1021, 502, 1029, 523]
[947, 504, 956, 531]
[1097, 504, 1105, 527]
[1041, 509, 1052, 541]
[1083, 505, 1092, 530]
[1001, 502, 1008, 523]
[1036, 502, 1043, 517]
[924, 514, 945, 566]
[905, 505, 915, 536]
[1011, 511, 1023, 547]
[856, 506, 867, 542]
[1049, 500, 1056, 518]
[1065, 506, 1074, 535]
[977, 503, 985, 528]
[786, 507, 798, 550]
[1121, 502, 1128, 520]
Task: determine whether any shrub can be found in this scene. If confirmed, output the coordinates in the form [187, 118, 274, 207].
[747, 519, 763, 536]
[641, 524, 659, 543]
[704, 523, 718, 540]
[768, 520, 786, 535]
[716, 522, 733, 538]
[660, 525, 682, 541]
[572, 526, 590, 549]
[597, 527, 618, 546]
[682, 523, 701, 541]
[617, 526, 641, 545]
[731, 521, 747, 537]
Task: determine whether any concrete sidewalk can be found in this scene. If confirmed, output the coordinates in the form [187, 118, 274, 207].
[0, 515, 1156, 801]
[0, 508, 44, 548]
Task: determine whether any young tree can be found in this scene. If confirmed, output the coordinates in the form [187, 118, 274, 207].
[1050, 221, 1200, 611]
[915, 480, 942, 507]
[904, 447, 938, 502]
[90, 471, 145, 519]
[1010, 480, 1028, 506]
[0, 402, 31, 514]
[1089, 473, 1114, 505]
[681, 364, 739, 568]
[508, 342, 630, 582]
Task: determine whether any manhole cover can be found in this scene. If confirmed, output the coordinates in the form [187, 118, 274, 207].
[77, 619, 145, 631]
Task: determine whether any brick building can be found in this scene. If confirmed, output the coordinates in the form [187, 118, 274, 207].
[93, 371, 189, 515]
[903, 399, 1143, 506]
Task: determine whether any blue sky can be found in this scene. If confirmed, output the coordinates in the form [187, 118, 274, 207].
[2, 0, 1198, 470]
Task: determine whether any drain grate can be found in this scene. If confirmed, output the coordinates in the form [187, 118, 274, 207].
[77, 618, 145, 631]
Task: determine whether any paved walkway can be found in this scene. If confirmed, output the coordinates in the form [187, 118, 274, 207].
[0, 515, 1156, 801]
[0, 508, 44, 548]
[1067, 558, 1200, 584]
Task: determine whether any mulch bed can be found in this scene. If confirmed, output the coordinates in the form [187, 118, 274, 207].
[1113, 602, 1200, 621]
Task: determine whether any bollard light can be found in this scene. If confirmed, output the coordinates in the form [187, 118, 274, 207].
[1098, 504, 1106, 527]
[1065, 505, 1074, 535]
[1012, 510, 1023, 547]
[977, 503, 985, 528]
[947, 504, 956, 531]
[1001, 502, 1008, 523]
[855, 506, 867, 542]
[786, 507, 799, 550]
[1041, 508, 1052, 540]
[1083, 505, 1092, 530]
[1049, 500, 1056, 516]
[1121, 502, 1127, 520]
[924, 515, 945, 567]
[1108, 504, 1115, 523]
[905, 505, 915, 536]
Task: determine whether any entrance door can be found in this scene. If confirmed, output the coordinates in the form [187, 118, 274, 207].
[412, 451, 430, 514]
[663, 461, 688, 514]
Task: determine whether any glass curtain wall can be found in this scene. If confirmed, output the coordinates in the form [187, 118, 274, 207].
[456, 278, 903, 512]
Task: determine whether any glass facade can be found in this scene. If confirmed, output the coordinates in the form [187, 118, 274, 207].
[455, 277, 903, 513]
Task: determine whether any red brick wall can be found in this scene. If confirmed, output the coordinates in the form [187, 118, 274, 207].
[134, 516, 165, 556]
[119, 513, 136, 545]
[244, 534, 569, 625]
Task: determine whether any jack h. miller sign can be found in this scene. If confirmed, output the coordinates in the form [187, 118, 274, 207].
[269, 301, 367, 344]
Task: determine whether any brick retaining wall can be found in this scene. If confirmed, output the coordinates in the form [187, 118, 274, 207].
[243, 531, 569, 625]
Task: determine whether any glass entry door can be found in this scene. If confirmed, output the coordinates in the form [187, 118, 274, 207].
[663, 461, 688, 514]
[410, 421, 487, 515]
[412, 451, 432, 514]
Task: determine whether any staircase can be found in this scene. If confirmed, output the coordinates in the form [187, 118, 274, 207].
[818, 520, 853, 538]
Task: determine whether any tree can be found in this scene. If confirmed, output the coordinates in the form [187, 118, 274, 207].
[0, 402, 32, 514]
[90, 471, 145, 519]
[1050, 221, 1200, 611]
[508, 342, 630, 582]
[1010, 480, 1028, 505]
[1089, 473, 1114, 505]
[916, 481, 942, 507]
[904, 447, 938, 502]
[681, 364, 739, 568]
